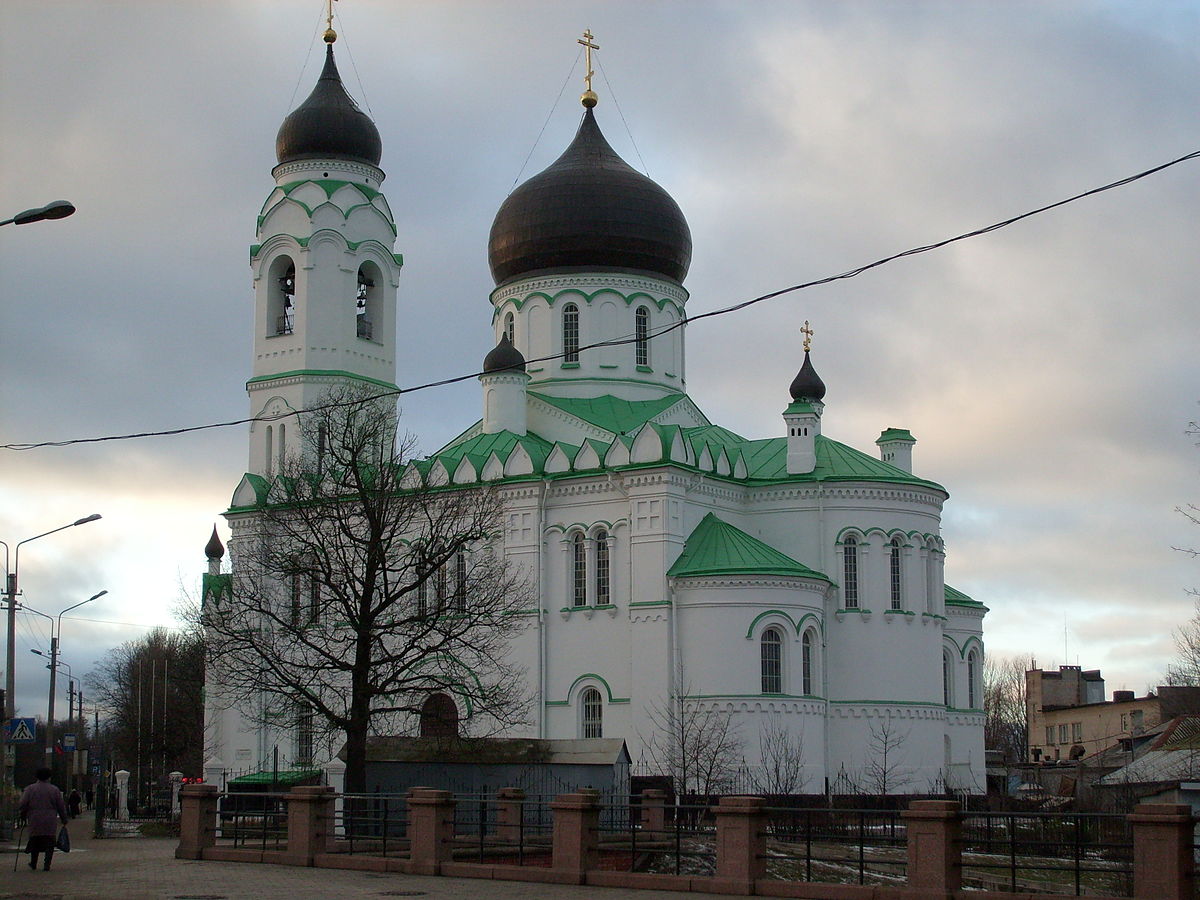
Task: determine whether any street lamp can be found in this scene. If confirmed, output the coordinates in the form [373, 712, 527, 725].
[31, 590, 107, 762]
[0, 200, 76, 227]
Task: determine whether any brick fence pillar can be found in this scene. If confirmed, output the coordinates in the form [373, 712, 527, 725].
[283, 785, 336, 866]
[175, 783, 219, 859]
[496, 787, 525, 846]
[641, 789, 668, 838]
[551, 789, 601, 881]
[407, 787, 457, 875]
[713, 795, 767, 895]
[1130, 802, 1195, 900]
[903, 799, 962, 894]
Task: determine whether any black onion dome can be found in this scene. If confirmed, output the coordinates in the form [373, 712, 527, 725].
[276, 45, 382, 167]
[204, 525, 225, 561]
[789, 352, 826, 402]
[482, 333, 527, 374]
[488, 108, 692, 286]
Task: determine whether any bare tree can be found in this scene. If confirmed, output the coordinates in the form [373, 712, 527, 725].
[750, 716, 806, 796]
[862, 718, 912, 797]
[1166, 419, 1200, 685]
[199, 386, 533, 792]
[984, 654, 1030, 762]
[642, 665, 743, 798]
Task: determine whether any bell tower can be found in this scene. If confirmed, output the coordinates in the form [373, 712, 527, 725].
[247, 25, 402, 477]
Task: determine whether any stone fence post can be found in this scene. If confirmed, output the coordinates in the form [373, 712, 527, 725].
[175, 783, 219, 859]
[640, 789, 668, 838]
[713, 795, 767, 895]
[496, 787, 525, 845]
[551, 789, 601, 881]
[407, 787, 457, 875]
[903, 799, 962, 894]
[283, 785, 336, 866]
[1130, 802, 1195, 900]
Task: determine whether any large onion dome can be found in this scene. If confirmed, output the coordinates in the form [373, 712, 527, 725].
[276, 44, 382, 167]
[789, 352, 826, 402]
[488, 107, 692, 286]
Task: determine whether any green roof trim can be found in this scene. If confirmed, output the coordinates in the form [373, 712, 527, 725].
[529, 392, 685, 435]
[944, 584, 985, 607]
[280, 179, 381, 201]
[877, 428, 915, 443]
[668, 513, 831, 581]
[784, 401, 821, 415]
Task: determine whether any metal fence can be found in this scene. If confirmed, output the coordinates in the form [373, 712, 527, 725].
[335, 792, 409, 857]
[960, 811, 1133, 895]
[759, 807, 908, 886]
[448, 793, 555, 866]
[215, 791, 288, 851]
[594, 801, 716, 876]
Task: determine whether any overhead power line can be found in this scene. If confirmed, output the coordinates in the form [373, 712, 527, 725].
[3, 147, 1197, 453]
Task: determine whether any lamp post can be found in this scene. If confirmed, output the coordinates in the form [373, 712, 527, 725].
[30, 590, 106, 767]
[0, 200, 76, 227]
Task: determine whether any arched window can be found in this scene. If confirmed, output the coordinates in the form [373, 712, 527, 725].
[635, 306, 650, 366]
[889, 536, 904, 610]
[801, 630, 814, 695]
[572, 533, 587, 607]
[435, 563, 448, 612]
[504, 311, 515, 344]
[943, 650, 954, 706]
[967, 650, 980, 708]
[420, 693, 459, 737]
[289, 574, 302, 627]
[277, 422, 287, 471]
[594, 529, 610, 605]
[355, 265, 375, 340]
[265, 425, 274, 477]
[761, 627, 783, 694]
[581, 687, 603, 738]
[562, 303, 580, 363]
[842, 535, 859, 608]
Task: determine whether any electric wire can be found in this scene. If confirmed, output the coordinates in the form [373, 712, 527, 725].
[596, 54, 649, 176]
[509, 47, 584, 193]
[2, 147, 1198, 453]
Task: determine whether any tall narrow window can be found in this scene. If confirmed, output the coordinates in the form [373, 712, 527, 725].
[453, 551, 467, 612]
[801, 630, 814, 695]
[889, 536, 904, 610]
[277, 263, 296, 335]
[289, 574, 302, 627]
[572, 533, 587, 607]
[761, 627, 783, 694]
[296, 706, 314, 768]
[967, 650, 980, 708]
[308, 575, 321, 624]
[581, 687, 603, 738]
[435, 564, 448, 612]
[356, 267, 374, 340]
[504, 312, 515, 344]
[415, 568, 429, 618]
[316, 424, 327, 477]
[943, 650, 953, 706]
[842, 535, 859, 608]
[595, 529, 610, 605]
[562, 303, 580, 363]
[635, 306, 650, 366]
[265, 425, 274, 478]
[278, 422, 286, 470]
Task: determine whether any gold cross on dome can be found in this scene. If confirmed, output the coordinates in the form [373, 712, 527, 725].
[801, 320, 814, 353]
[324, 0, 338, 42]
[578, 29, 600, 93]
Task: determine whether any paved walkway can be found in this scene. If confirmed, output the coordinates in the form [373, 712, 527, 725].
[3, 828, 728, 900]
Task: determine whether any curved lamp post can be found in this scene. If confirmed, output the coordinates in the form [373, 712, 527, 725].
[0, 200, 76, 227]
[29, 590, 106, 762]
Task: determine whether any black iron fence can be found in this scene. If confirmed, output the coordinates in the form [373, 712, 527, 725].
[759, 807, 908, 886]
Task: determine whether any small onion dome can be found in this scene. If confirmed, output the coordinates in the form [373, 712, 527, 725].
[488, 107, 692, 287]
[276, 44, 382, 167]
[789, 351, 826, 402]
[482, 333, 527, 374]
[204, 525, 225, 561]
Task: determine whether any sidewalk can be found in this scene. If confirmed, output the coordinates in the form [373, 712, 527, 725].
[4, 826, 728, 900]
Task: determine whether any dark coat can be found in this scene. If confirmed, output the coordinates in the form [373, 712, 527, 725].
[19, 780, 68, 837]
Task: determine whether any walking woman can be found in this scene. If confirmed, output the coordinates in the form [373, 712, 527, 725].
[19, 767, 69, 871]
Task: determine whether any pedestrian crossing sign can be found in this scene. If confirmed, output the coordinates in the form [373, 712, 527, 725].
[5, 717, 36, 743]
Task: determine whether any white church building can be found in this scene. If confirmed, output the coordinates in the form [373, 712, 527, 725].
[203, 30, 986, 795]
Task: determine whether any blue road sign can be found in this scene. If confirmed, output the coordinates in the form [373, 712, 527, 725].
[62, 732, 76, 751]
[6, 717, 36, 743]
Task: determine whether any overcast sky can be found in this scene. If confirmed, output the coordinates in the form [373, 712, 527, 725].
[2, 1, 1197, 725]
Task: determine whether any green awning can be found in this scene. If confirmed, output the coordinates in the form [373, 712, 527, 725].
[227, 769, 322, 786]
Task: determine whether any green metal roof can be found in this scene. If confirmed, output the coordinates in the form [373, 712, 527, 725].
[668, 513, 831, 581]
[877, 428, 915, 443]
[434, 430, 554, 472]
[227, 769, 322, 786]
[529, 392, 686, 435]
[944, 584, 984, 606]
